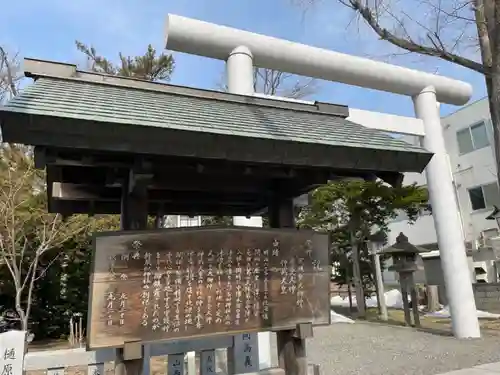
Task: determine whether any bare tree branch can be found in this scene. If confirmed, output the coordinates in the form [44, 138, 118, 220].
[0, 143, 90, 331]
[340, 0, 486, 73]
[0, 46, 22, 101]
[217, 67, 319, 99]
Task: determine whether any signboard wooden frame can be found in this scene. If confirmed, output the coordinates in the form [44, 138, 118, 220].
[87, 226, 330, 350]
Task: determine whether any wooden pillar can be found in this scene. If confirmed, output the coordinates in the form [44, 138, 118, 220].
[115, 170, 149, 375]
[268, 196, 295, 229]
[269, 196, 308, 375]
[154, 205, 164, 229]
[120, 170, 149, 231]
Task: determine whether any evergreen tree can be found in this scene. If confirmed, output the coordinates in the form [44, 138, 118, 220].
[75, 42, 174, 81]
[297, 179, 429, 312]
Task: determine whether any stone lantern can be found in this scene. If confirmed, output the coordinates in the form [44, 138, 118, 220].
[380, 232, 431, 327]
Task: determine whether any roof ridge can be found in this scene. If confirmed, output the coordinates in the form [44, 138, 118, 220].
[23, 58, 349, 118]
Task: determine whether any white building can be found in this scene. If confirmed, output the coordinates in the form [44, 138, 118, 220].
[163, 215, 201, 228]
[387, 97, 500, 284]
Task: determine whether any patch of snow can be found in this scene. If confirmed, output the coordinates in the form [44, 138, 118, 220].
[330, 289, 500, 319]
[330, 289, 410, 309]
[330, 310, 355, 324]
[425, 306, 500, 319]
[329, 295, 351, 308]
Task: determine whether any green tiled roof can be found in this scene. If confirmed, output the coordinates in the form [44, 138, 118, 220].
[2, 77, 427, 155]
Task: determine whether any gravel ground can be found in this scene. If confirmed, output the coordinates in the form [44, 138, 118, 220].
[269, 321, 500, 375]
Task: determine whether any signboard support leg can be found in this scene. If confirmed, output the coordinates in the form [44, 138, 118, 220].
[115, 343, 143, 375]
[269, 197, 309, 375]
[276, 323, 311, 375]
[114, 171, 149, 375]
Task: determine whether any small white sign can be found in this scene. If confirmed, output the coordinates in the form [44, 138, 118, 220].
[0, 330, 26, 375]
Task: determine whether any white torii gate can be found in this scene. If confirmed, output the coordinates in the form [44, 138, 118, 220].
[163, 13, 480, 366]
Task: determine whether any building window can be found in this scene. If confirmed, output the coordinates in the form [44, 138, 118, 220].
[468, 183, 500, 211]
[456, 121, 489, 154]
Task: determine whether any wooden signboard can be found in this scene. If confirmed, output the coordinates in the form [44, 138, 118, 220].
[87, 227, 330, 350]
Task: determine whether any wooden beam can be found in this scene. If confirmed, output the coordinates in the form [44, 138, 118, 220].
[47, 165, 116, 186]
[43, 148, 327, 179]
[50, 182, 269, 204]
[48, 199, 266, 216]
[5, 114, 431, 173]
[33, 146, 47, 169]
[42, 146, 406, 186]
[45, 149, 406, 190]
[50, 167, 270, 194]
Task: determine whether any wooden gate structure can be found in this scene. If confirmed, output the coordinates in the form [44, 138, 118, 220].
[0, 58, 432, 375]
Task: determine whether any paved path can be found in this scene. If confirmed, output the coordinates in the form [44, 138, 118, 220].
[269, 321, 500, 375]
[435, 362, 500, 374]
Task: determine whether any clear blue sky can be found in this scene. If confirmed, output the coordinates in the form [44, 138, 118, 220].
[1, 0, 487, 117]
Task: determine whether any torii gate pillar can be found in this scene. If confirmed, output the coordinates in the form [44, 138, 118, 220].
[413, 87, 479, 337]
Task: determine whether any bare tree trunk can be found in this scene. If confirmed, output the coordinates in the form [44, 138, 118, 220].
[15, 290, 27, 331]
[345, 256, 354, 313]
[487, 74, 500, 184]
[24, 253, 40, 332]
[349, 225, 365, 317]
[474, 0, 500, 188]
[347, 280, 353, 312]
[489, 0, 500, 183]
[371, 255, 381, 314]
